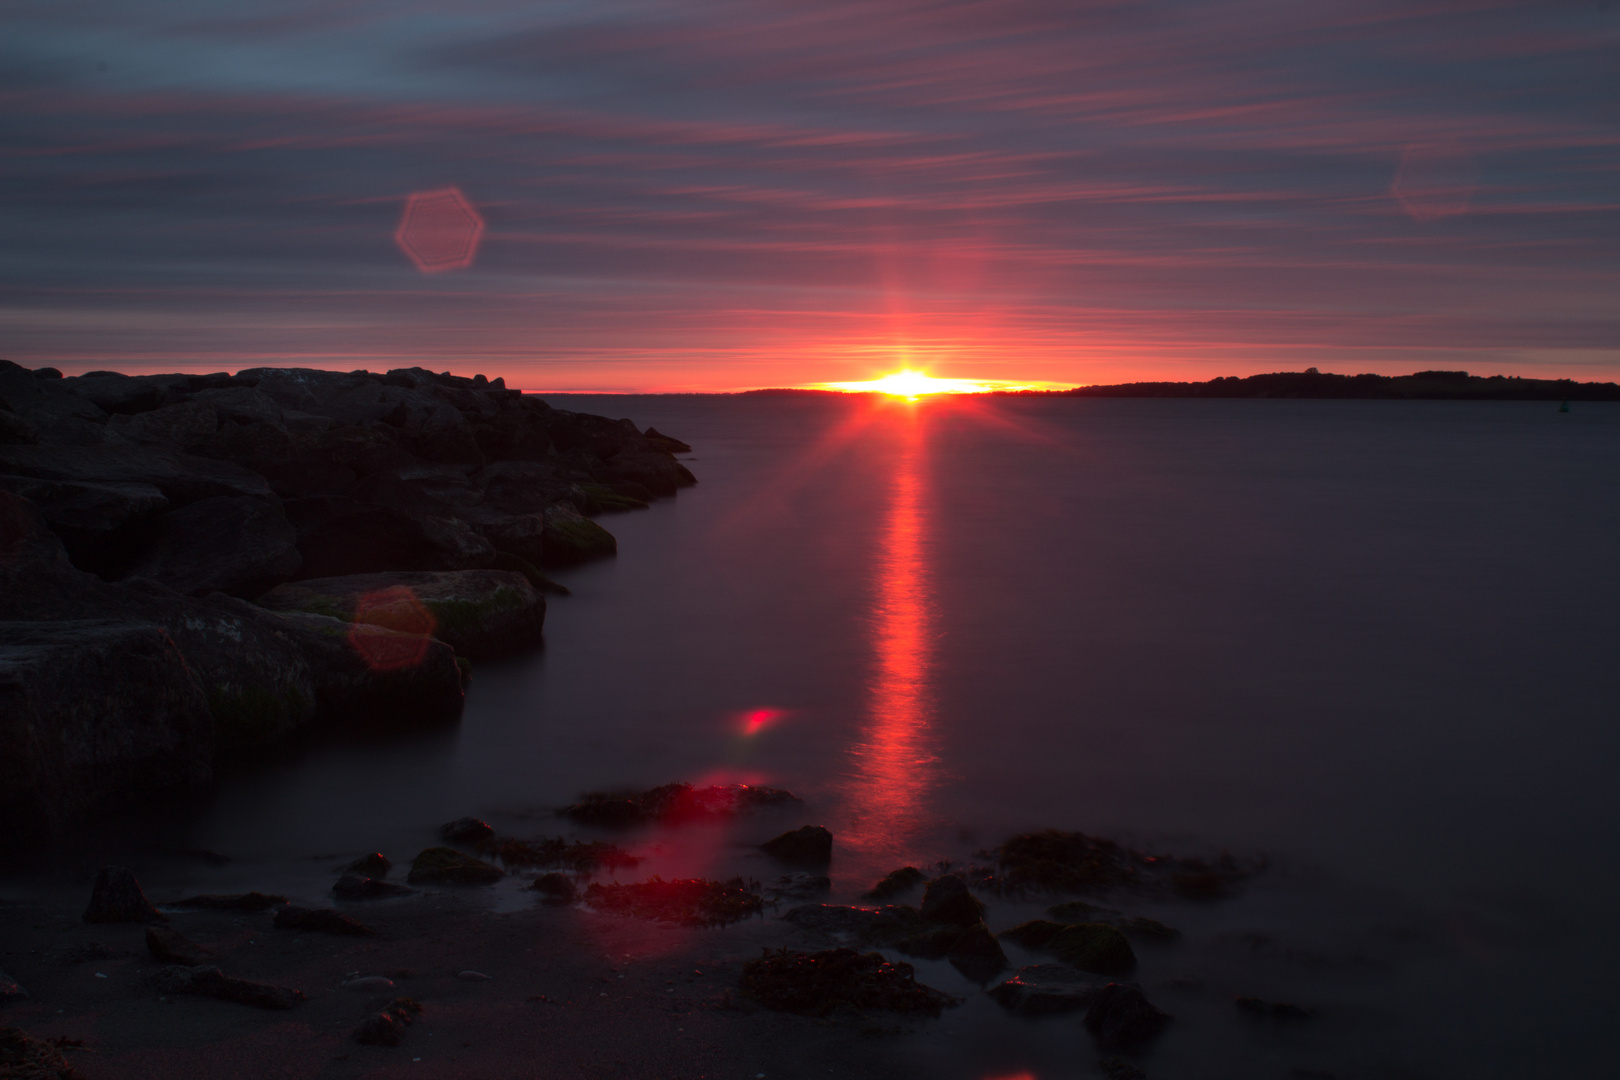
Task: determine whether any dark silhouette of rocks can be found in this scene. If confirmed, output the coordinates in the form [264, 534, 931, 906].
[860, 865, 925, 901]
[345, 852, 392, 877]
[82, 866, 166, 924]
[1046, 367, 1620, 400]
[918, 874, 985, 926]
[332, 875, 414, 901]
[439, 817, 496, 845]
[740, 948, 957, 1017]
[1084, 983, 1170, 1048]
[0, 359, 694, 846]
[760, 825, 833, 867]
[406, 847, 504, 885]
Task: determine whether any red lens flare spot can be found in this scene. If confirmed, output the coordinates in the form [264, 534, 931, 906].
[742, 708, 786, 735]
[1391, 141, 1478, 222]
[347, 586, 438, 671]
[394, 186, 485, 273]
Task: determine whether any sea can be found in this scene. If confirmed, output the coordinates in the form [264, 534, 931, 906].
[50, 395, 1620, 1076]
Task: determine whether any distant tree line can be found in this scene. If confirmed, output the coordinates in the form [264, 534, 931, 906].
[1027, 369, 1620, 401]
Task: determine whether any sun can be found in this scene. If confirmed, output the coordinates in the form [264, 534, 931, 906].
[819, 369, 1003, 399]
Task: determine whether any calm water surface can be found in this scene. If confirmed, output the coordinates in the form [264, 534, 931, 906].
[123, 398, 1620, 1075]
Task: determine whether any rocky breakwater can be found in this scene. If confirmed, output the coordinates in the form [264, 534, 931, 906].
[0, 361, 694, 848]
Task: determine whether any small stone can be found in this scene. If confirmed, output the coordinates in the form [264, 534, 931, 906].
[345, 852, 392, 878]
[343, 976, 397, 993]
[760, 826, 833, 866]
[151, 965, 306, 1010]
[439, 817, 495, 845]
[353, 1011, 407, 1046]
[333, 874, 414, 901]
[526, 872, 576, 904]
[407, 847, 503, 885]
[1085, 983, 1170, 1048]
[83, 866, 165, 924]
[457, 971, 492, 981]
[0, 968, 29, 1002]
[272, 906, 373, 936]
[918, 874, 984, 927]
[145, 925, 213, 966]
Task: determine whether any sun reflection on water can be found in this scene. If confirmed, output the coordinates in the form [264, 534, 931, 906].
[842, 405, 938, 869]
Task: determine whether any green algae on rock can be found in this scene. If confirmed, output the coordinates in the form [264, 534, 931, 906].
[406, 847, 504, 885]
[1049, 923, 1136, 976]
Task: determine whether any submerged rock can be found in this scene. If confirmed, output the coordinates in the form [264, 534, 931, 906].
[345, 852, 392, 878]
[988, 964, 1109, 1015]
[740, 948, 958, 1018]
[353, 997, 423, 1046]
[584, 877, 763, 927]
[272, 906, 374, 936]
[407, 847, 503, 885]
[985, 829, 1254, 900]
[83, 866, 166, 924]
[564, 782, 802, 827]
[1050, 923, 1136, 976]
[152, 965, 306, 1010]
[760, 825, 833, 867]
[332, 875, 415, 901]
[145, 926, 213, 966]
[860, 866, 925, 902]
[895, 923, 1007, 983]
[919, 874, 985, 927]
[479, 836, 637, 872]
[779, 904, 928, 943]
[1085, 983, 1170, 1048]
[527, 872, 577, 904]
[999, 919, 1068, 948]
[763, 873, 832, 904]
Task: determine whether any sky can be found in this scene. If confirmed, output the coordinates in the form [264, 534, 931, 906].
[2, 0, 1617, 391]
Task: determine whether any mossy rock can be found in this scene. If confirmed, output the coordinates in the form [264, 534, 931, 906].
[540, 505, 617, 566]
[406, 847, 503, 885]
[490, 551, 569, 595]
[208, 684, 308, 748]
[1049, 922, 1135, 975]
[999, 919, 1068, 948]
[861, 866, 926, 901]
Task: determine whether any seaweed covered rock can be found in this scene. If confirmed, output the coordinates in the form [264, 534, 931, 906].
[564, 782, 802, 827]
[273, 906, 374, 936]
[538, 502, 617, 566]
[740, 948, 957, 1018]
[145, 925, 213, 966]
[1050, 923, 1136, 976]
[919, 874, 985, 926]
[895, 923, 1007, 983]
[861, 866, 925, 901]
[527, 872, 577, 904]
[257, 570, 544, 662]
[760, 825, 833, 867]
[584, 877, 763, 927]
[987, 829, 1254, 899]
[83, 866, 166, 924]
[150, 965, 306, 1010]
[988, 964, 1109, 1015]
[1085, 983, 1169, 1048]
[407, 847, 503, 885]
[332, 875, 414, 901]
[439, 817, 495, 845]
[346, 852, 392, 877]
[353, 997, 423, 1046]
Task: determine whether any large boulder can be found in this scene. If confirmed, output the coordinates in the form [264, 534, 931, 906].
[287, 500, 495, 578]
[123, 496, 301, 597]
[540, 502, 616, 566]
[257, 570, 544, 661]
[0, 620, 213, 844]
[0, 476, 168, 576]
[0, 444, 273, 506]
[0, 360, 110, 444]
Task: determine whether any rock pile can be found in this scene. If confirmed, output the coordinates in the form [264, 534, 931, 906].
[0, 360, 694, 848]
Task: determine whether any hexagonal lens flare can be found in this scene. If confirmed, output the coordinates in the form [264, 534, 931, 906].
[1391, 141, 1478, 222]
[394, 187, 485, 273]
[347, 585, 438, 671]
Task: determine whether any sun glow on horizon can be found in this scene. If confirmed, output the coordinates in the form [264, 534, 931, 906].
[817, 369, 1062, 399]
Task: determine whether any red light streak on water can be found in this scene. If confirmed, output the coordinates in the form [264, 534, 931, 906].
[841, 404, 938, 871]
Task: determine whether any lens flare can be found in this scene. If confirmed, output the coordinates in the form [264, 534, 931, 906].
[347, 586, 437, 671]
[395, 186, 485, 273]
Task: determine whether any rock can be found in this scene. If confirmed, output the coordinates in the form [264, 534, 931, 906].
[407, 847, 503, 885]
[145, 926, 212, 966]
[642, 428, 691, 453]
[0, 1025, 80, 1079]
[352, 997, 422, 1045]
[1098, 1057, 1147, 1080]
[583, 878, 763, 927]
[2, 622, 214, 845]
[999, 919, 1068, 948]
[895, 923, 1007, 983]
[288, 501, 495, 580]
[170, 892, 287, 912]
[254, 608, 463, 730]
[740, 948, 958, 1017]
[527, 872, 577, 904]
[123, 496, 300, 597]
[345, 852, 392, 877]
[332, 875, 414, 901]
[342, 976, 396, 993]
[760, 826, 833, 867]
[0, 444, 273, 506]
[1050, 923, 1136, 976]
[538, 502, 616, 566]
[1084, 983, 1170, 1048]
[151, 965, 305, 1010]
[272, 906, 374, 936]
[438, 817, 496, 845]
[478, 836, 638, 872]
[1113, 916, 1180, 941]
[257, 570, 544, 662]
[564, 782, 802, 827]
[83, 866, 167, 924]
[457, 971, 492, 982]
[0, 476, 167, 576]
[988, 964, 1110, 1015]
[918, 874, 985, 927]
[0, 968, 28, 1003]
[860, 866, 925, 901]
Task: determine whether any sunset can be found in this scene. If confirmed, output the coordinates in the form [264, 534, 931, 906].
[3, 4, 1618, 1080]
